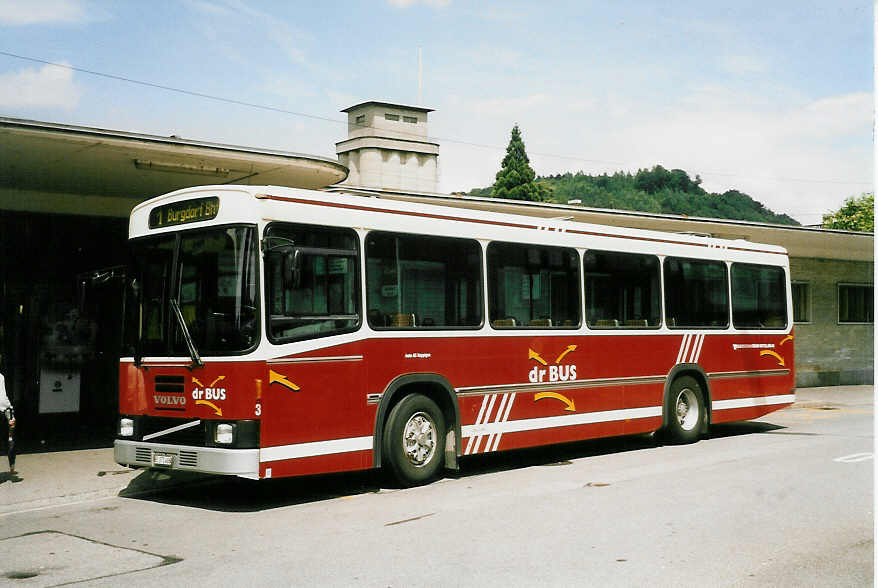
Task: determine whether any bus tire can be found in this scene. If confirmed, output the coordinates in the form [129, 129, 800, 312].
[665, 376, 704, 444]
[382, 393, 446, 487]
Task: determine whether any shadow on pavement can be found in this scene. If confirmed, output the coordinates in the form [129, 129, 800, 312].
[119, 467, 382, 513]
[707, 421, 786, 438]
[456, 433, 661, 479]
[0, 471, 23, 484]
[118, 420, 786, 512]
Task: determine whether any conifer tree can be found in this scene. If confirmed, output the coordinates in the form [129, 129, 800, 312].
[492, 124, 550, 201]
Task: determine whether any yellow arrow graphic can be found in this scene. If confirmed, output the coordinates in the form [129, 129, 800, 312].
[555, 344, 577, 364]
[193, 376, 225, 388]
[195, 399, 222, 416]
[528, 348, 548, 366]
[269, 370, 300, 391]
[534, 391, 576, 412]
[780, 335, 794, 347]
[760, 350, 786, 367]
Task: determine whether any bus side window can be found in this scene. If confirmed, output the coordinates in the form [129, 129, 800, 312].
[264, 223, 361, 343]
[584, 250, 661, 329]
[487, 242, 581, 329]
[365, 232, 483, 330]
[731, 263, 788, 330]
[663, 257, 729, 329]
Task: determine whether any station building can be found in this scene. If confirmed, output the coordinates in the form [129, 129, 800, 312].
[0, 102, 872, 449]
[0, 116, 347, 447]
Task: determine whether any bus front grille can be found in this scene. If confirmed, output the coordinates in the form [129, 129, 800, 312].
[179, 451, 198, 467]
[135, 446, 152, 463]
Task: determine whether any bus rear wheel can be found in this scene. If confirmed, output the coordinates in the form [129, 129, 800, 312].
[664, 376, 705, 444]
[382, 393, 446, 487]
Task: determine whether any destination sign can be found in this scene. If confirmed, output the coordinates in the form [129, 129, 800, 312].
[149, 197, 220, 229]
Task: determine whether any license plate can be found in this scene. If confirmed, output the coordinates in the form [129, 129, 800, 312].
[153, 452, 174, 467]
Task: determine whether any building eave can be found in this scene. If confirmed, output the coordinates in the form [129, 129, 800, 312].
[341, 101, 434, 114]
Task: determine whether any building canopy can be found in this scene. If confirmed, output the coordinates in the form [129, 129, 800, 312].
[0, 117, 348, 218]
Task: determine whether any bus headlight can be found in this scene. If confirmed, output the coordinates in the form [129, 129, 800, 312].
[214, 423, 234, 445]
[119, 418, 134, 437]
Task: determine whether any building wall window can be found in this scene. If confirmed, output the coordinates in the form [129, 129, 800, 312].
[403, 115, 418, 123]
[384, 113, 400, 121]
[355, 114, 366, 125]
[838, 283, 874, 324]
[791, 282, 811, 323]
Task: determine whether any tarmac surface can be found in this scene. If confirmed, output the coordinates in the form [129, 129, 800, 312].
[0, 385, 873, 517]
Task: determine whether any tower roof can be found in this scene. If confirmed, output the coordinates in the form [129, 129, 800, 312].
[341, 101, 434, 114]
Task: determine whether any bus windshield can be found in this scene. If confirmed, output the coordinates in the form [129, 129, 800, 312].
[126, 225, 259, 357]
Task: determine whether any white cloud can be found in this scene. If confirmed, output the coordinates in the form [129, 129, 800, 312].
[0, 63, 81, 109]
[186, 0, 308, 65]
[437, 87, 871, 224]
[594, 90, 872, 222]
[787, 92, 872, 138]
[467, 93, 551, 118]
[0, 0, 104, 25]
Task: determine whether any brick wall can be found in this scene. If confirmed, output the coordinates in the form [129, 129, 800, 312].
[790, 257, 874, 387]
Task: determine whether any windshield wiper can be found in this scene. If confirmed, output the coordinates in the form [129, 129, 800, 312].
[170, 298, 203, 369]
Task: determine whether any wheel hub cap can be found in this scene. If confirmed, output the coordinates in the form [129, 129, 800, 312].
[402, 412, 436, 467]
[676, 388, 699, 431]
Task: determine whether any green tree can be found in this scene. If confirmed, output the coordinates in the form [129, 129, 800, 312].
[492, 124, 550, 202]
[822, 193, 874, 232]
[468, 165, 800, 226]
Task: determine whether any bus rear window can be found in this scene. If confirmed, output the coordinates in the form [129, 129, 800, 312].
[731, 263, 788, 329]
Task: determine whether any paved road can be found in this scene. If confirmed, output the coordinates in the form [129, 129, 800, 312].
[1, 387, 873, 586]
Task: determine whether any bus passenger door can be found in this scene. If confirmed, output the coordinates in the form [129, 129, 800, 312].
[261, 345, 369, 478]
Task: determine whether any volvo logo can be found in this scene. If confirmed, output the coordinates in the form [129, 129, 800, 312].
[154, 393, 187, 410]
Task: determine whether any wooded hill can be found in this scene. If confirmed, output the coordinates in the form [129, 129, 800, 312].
[467, 165, 800, 226]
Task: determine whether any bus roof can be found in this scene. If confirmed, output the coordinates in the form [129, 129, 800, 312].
[131, 184, 789, 257]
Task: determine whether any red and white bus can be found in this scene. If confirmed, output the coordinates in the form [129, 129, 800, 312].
[114, 185, 795, 486]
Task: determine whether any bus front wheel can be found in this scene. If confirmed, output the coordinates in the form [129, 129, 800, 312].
[664, 376, 705, 444]
[382, 393, 446, 487]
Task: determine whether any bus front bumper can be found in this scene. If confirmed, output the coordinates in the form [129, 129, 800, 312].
[114, 440, 260, 479]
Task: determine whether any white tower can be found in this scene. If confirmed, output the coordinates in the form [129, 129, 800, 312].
[336, 101, 439, 193]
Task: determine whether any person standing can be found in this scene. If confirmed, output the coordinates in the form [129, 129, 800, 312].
[0, 369, 15, 474]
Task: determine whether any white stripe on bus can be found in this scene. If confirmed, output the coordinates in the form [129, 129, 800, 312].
[257, 394, 795, 463]
[463, 405, 662, 438]
[143, 419, 201, 441]
[711, 394, 796, 411]
[483, 393, 509, 454]
[491, 392, 517, 452]
[694, 334, 706, 362]
[260, 435, 373, 463]
[465, 395, 491, 455]
[675, 334, 690, 365]
[471, 394, 499, 454]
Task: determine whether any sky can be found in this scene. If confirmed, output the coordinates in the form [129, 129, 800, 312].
[0, 0, 872, 225]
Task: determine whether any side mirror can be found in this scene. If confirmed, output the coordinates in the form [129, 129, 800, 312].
[282, 247, 302, 289]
